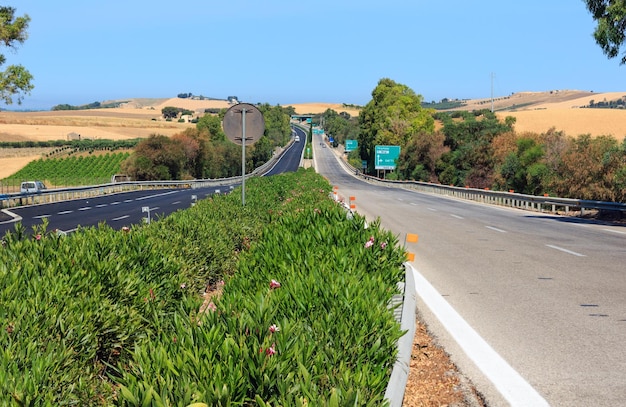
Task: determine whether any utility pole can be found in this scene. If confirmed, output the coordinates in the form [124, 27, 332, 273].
[491, 72, 495, 113]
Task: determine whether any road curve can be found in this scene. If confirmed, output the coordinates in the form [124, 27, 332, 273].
[312, 132, 626, 407]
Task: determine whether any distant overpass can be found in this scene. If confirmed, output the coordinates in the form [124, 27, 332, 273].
[290, 114, 314, 122]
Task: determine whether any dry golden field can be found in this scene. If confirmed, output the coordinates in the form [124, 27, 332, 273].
[1, 92, 625, 179]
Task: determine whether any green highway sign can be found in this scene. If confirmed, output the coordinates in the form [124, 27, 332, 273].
[345, 139, 358, 152]
[374, 145, 400, 170]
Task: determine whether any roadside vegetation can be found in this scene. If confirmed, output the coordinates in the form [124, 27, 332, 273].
[0, 169, 407, 405]
[315, 78, 626, 203]
[120, 104, 294, 180]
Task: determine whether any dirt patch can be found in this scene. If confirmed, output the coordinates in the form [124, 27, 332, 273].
[0, 156, 43, 179]
[403, 319, 486, 407]
[285, 102, 362, 117]
[498, 108, 626, 139]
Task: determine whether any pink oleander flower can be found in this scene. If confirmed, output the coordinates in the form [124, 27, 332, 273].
[380, 241, 388, 249]
[180, 283, 187, 289]
[270, 279, 281, 289]
[364, 240, 374, 248]
[207, 302, 217, 312]
[35, 234, 42, 241]
[269, 324, 280, 333]
[121, 226, 130, 233]
[217, 280, 225, 287]
[265, 343, 277, 356]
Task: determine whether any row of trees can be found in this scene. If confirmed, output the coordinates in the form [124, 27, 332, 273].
[319, 78, 626, 203]
[121, 104, 293, 180]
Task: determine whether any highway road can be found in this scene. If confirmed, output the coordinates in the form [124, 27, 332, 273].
[0, 133, 305, 236]
[310, 130, 626, 406]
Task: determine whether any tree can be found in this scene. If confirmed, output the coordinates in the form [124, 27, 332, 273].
[585, 0, 626, 64]
[196, 114, 225, 141]
[358, 78, 435, 173]
[0, 6, 33, 105]
[161, 106, 180, 120]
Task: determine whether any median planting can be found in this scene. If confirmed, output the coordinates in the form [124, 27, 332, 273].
[0, 168, 407, 406]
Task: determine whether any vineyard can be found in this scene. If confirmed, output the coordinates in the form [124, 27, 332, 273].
[1, 152, 130, 192]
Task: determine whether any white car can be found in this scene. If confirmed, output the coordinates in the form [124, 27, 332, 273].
[20, 180, 47, 194]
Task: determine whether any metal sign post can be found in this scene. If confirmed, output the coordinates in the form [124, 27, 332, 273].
[241, 108, 247, 206]
[223, 103, 265, 206]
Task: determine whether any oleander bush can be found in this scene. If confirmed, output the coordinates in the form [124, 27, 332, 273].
[0, 168, 407, 406]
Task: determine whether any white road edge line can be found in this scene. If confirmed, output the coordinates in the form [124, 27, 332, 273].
[409, 264, 550, 406]
[545, 244, 586, 257]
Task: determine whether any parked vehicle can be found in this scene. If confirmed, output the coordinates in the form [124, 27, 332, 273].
[20, 181, 47, 194]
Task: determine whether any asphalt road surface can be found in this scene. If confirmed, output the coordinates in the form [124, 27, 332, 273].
[312, 132, 626, 406]
[0, 133, 305, 236]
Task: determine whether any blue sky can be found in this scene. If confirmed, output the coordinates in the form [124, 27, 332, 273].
[5, 0, 625, 110]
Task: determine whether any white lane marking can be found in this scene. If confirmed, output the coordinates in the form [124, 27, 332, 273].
[136, 191, 178, 200]
[546, 244, 586, 257]
[451, 214, 464, 219]
[110, 201, 121, 205]
[171, 201, 181, 205]
[410, 202, 418, 206]
[58, 210, 73, 215]
[95, 204, 108, 208]
[409, 264, 550, 406]
[123, 199, 133, 203]
[78, 207, 91, 211]
[111, 215, 129, 221]
[603, 228, 626, 235]
[486, 226, 507, 233]
[427, 207, 437, 212]
[33, 215, 51, 219]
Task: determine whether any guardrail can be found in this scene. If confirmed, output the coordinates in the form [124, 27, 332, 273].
[367, 177, 626, 215]
[0, 141, 289, 209]
[335, 156, 626, 216]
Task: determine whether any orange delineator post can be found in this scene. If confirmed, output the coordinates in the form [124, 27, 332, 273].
[404, 233, 418, 262]
[349, 196, 356, 209]
[405, 233, 418, 243]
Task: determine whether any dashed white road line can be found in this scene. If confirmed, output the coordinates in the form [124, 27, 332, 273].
[33, 215, 50, 219]
[110, 201, 121, 205]
[427, 207, 437, 212]
[95, 204, 108, 208]
[486, 225, 507, 233]
[78, 207, 91, 211]
[58, 210, 73, 215]
[172, 201, 181, 205]
[546, 244, 586, 257]
[451, 214, 464, 219]
[111, 215, 130, 221]
[603, 228, 626, 235]
[136, 191, 178, 200]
